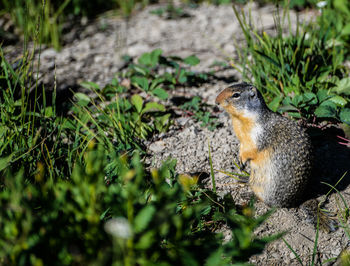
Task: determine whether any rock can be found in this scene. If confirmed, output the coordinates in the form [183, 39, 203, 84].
[148, 140, 166, 153]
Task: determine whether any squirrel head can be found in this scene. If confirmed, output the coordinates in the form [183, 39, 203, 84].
[215, 82, 267, 118]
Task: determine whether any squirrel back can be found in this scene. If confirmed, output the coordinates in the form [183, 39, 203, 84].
[216, 83, 313, 207]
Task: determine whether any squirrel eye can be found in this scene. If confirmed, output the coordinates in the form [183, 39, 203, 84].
[231, 93, 241, 98]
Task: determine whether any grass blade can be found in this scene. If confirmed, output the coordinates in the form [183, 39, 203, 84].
[282, 237, 303, 265]
[208, 139, 216, 193]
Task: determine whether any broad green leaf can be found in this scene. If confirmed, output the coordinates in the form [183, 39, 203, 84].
[132, 64, 149, 76]
[183, 55, 200, 66]
[314, 101, 337, 118]
[45, 106, 53, 117]
[74, 92, 90, 107]
[291, 95, 303, 107]
[282, 96, 292, 106]
[178, 69, 187, 84]
[138, 53, 151, 66]
[80, 81, 100, 91]
[303, 92, 317, 105]
[131, 76, 149, 91]
[62, 119, 76, 130]
[278, 104, 299, 113]
[287, 112, 302, 119]
[138, 49, 163, 67]
[134, 205, 156, 233]
[329, 95, 348, 107]
[149, 48, 163, 66]
[14, 99, 22, 106]
[268, 95, 282, 112]
[135, 230, 155, 249]
[131, 94, 143, 113]
[340, 108, 350, 125]
[332, 77, 350, 95]
[205, 248, 227, 266]
[334, 0, 350, 16]
[316, 89, 330, 103]
[142, 102, 165, 113]
[0, 155, 13, 171]
[152, 87, 168, 100]
[150, 77, 165, 90]
[341, 23, 350, 36]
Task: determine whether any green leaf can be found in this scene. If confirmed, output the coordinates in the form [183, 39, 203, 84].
[152, 87, 168, 100]
[135, 230, 155, 249]
[291, 95, 303, 107]
[288, 112, 302, 119]
[332, 77, 350, 95]
[80, 81, 100, 91]
[74, 92, 90, 107]
[134, 205, 156, 233]
[132, 64, 149, 76]
[100, 208, 110, 220]
[150, 78, 165, 90]
[205, 248, 227, 266]
[142, 102, 165, 113]
[316, 89, 330, 103]
[314, 101, 337, 118]
[0, 155, 13, 171]
[183, 55, 200, 66]
[138, 49, 163, 67]
[303, 92, 317, 105]
[329, 95, 348, 107]
[178, 69, 187, 84]
[62, 119, 76, 130]
[282, 96, 292, 106]
[341, 23, 350, 36]
[278, 104, 299, 113]
[131, 94, 143, 113]
[268, 95, 282, 112]
[340, 108, 350, 125]
[131, 76, 149, 91]
[45, 106, 53, 117]
[138, 53, 151, 66]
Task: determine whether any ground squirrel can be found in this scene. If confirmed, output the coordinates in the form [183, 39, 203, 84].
[216, 82, 313, 207]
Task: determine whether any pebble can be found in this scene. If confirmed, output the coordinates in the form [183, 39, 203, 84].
[149, 140, 166, 153]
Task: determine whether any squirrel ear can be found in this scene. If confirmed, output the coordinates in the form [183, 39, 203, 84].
[248, 89, 256, 98]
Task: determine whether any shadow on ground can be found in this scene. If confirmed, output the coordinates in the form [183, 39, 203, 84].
[305, 126, 350, 201]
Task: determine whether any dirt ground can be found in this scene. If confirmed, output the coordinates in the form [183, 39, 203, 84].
[5, 2, 350, 264]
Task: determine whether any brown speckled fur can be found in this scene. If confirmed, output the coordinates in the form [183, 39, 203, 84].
[216, 82, 313, 207]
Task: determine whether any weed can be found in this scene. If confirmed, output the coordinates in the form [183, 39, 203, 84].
[0, 140, 277, 265]
[75, 80, 171, 149]
[150, 4, 190, 19]
[233, 4, 350, 126]
[0, 48, 76, 179]
[181, 96, 220, 130]
[122, 49, 209, 99]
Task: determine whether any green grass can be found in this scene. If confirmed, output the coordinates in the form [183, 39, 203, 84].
[0, 0, 327, 50]
[1, 0, 350, 264]
[0, 51, 276, 264]
[232, 1, 350, 125]
[229, 2, 350, 264]
[0, 15, 275, 265]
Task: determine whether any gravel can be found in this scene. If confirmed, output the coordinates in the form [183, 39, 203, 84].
[4, 2, 350, 264]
